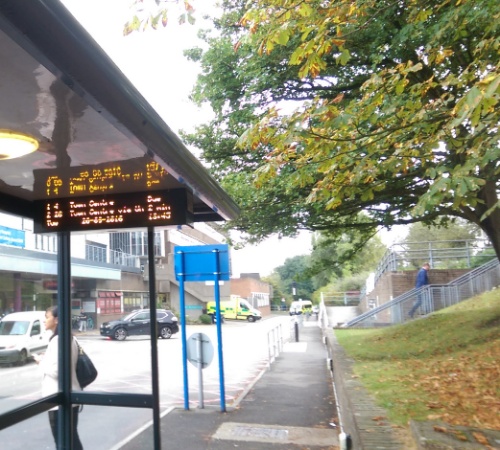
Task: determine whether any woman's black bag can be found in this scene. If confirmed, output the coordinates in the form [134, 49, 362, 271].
[75, 340, 98, 388]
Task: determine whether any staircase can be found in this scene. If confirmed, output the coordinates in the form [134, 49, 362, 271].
[343, 258, 500, 328]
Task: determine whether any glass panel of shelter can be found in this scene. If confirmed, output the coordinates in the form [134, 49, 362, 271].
[0, 221, 161, 448]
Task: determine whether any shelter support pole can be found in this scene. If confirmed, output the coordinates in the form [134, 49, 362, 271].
[57, 231, 73, 450]
[147, 227, 161, 450]
[213, 248, 226, 412]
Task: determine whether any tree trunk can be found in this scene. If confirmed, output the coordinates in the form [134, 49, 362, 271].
[480, 215, 500, 262]
[477, 180, 500, 262]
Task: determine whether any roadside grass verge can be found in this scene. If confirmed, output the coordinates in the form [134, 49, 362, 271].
[334, 289, 500, 430]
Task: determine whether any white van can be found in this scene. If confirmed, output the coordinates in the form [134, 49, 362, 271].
[0, 311, 50, 365]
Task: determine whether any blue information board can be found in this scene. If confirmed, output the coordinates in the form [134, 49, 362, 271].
[0, 225, 25, 248]
[174, 244, 230, 282]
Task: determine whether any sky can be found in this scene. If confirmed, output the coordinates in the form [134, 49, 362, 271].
[60, 0, 313, 277]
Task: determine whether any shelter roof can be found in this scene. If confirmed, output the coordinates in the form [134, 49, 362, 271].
[0, 0, 239, 226]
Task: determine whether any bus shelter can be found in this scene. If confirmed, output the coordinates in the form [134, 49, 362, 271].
[0, 1, 239, 448]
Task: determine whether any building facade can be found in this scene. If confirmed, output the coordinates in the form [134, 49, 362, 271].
[0, 212, 230, 326]
[230, 273, 272, 317]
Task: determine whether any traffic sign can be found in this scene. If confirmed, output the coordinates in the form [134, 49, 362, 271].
[186, 333, 214, 369]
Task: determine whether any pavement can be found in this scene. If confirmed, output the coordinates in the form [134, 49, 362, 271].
[81, 316, 500, 450]
[119, 320, 340, 450]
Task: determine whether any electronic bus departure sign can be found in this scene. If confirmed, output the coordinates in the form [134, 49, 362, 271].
[33, 189, 193, 233]
[32, 157, 195, 232]
[32, 156, 171, 198]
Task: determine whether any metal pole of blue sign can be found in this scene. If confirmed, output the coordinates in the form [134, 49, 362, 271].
[178, 251, 190, 410]
[196, 333, 204, 409]
[213, 248, 226, 412]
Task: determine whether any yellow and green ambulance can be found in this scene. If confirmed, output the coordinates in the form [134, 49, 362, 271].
[206, 295, 262, 322]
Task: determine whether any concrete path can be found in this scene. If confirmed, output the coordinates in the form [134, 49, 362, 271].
[120, 321, 339, 449]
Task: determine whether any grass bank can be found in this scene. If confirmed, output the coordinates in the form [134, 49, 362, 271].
[334, 289, 500, 430]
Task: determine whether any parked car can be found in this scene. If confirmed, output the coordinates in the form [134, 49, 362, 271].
[100, 309, 179, 341]
[0, 311, 50, 365]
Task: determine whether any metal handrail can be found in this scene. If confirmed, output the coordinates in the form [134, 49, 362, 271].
[445, 257, 499, 285]
[344, 258, 500, 328]
[374, 239, 495, 284]
[344, 286, 431, 327]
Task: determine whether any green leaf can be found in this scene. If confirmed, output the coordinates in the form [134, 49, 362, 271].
[275, 29, 290, 46]
[298, 3, 313, 17]
[338, 48, 350, 65]
[395, 80, 406, 94]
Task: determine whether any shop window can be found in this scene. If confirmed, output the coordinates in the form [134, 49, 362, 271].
[97, 291, 122, 314]
[123, 294, 148, 312]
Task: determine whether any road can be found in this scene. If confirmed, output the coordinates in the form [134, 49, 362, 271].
[0, 315, 294, 449]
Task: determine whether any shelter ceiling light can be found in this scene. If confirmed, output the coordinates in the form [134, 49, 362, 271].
[0, 130, 39, 160]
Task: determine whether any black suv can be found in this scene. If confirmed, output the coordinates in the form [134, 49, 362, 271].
[100, 309, 179, 341]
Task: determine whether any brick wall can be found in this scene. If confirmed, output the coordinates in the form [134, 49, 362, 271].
[231, 277, 272, 316]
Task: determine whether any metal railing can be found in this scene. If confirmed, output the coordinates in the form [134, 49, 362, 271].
[267, 314, 325, 364]
[344, 257, 500, 328]
[374, 239, 495, 285]
[267, 323, 285, 365]
[109, 249, 140, 267]
[321, 291, 362, 306]
[84, 244, 140, 268]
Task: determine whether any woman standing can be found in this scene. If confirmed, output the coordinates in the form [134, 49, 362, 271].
[36, 306, 83, 449]
[78, 308, 87, 332]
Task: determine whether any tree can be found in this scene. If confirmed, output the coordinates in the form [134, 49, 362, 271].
[402, 219, 493, 268]
[309, 229, 387, 289]
[404, 219, 481, 245]
[184, 0, 500, 260]
[262, 272, 287, 307]
[123, 0, 196, 35]
[274, 255, 314, 300]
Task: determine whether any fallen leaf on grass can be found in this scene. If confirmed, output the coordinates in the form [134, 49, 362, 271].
[427, 414, 443, 420]
[452, 431, 468, 442]
[472, 431, 490, 445]
[433, 425, 448, 433]
[427, 401, 444, 409]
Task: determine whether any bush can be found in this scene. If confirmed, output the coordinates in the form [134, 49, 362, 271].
[199, 314, 212, 325]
